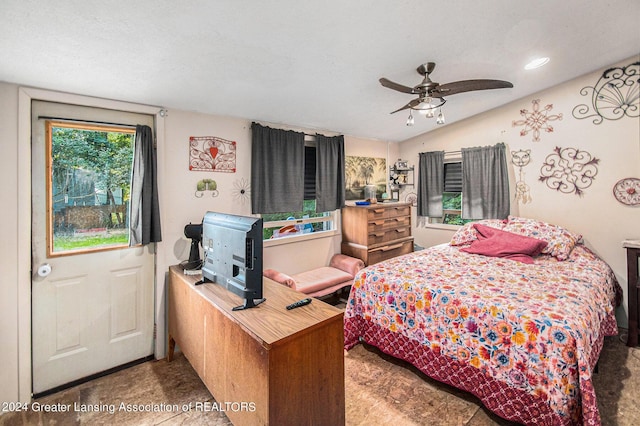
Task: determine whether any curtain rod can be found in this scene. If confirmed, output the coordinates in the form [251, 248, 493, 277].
[419, 149, 461, 156]
[421, 143, 504, 157]
[38, 116, 138, 129]
[252, 121, 340, 139]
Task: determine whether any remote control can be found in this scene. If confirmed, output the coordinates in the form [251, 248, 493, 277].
[286, 298, 312, 310]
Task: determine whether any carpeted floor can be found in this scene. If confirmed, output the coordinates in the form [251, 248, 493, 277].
[1, 334, 639, 425]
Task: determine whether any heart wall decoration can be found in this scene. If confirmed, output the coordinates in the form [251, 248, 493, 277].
[189, 136, 237, 172]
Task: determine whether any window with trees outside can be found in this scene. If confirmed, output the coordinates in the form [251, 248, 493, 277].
[47, 121, 135, 255]
[262, 144, 336, 241]
[433, 161, 473, 226]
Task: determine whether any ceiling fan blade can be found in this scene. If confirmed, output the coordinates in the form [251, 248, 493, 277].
[379, 78, 420, 94]
[390, 98, 422, 114]
[430, 79, 513, 98]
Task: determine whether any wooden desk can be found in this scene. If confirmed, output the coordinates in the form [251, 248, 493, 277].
[167, 266, 345, 425]
[625, 240, 640, 347]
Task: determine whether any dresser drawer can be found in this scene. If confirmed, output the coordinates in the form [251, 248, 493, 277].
[367, 219, 386, 234]
[368, 226, 411, 245]
[386, 204, 411, 218]
[366, 207, 387, 221]
[385, 215, 410, 228]
[366, 216, 410, 234]
[368, 239, 414, 265]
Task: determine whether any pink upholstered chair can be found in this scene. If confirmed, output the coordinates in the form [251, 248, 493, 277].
[263, 254, 364, 298]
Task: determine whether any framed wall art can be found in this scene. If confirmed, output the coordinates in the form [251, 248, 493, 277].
[345, 156, 387, 200]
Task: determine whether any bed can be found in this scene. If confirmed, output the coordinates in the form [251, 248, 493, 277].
[344, 216, 621, 425]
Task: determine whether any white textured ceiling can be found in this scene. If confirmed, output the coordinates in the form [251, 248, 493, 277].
[1, 1, 639, 142]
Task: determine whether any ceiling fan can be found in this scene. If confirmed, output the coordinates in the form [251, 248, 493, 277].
[380, 62, 513, 115]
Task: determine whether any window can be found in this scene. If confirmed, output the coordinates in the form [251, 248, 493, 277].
[433, 161, 472, 226]
[262, 143, 336, 241]
[47, 121, 135, 255]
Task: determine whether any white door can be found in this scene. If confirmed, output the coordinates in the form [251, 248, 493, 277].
[31, 101, 155, 395]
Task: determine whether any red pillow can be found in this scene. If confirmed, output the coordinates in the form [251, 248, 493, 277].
[460, 223, 548, 264]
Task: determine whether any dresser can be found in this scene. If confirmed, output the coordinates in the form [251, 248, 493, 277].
[341, 202, 413, 266]
[168, 266, 345, 425]
[625, 240, 640, 347]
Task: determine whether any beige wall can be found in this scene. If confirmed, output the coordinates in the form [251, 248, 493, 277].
[399, 56, 640, 326]
[161, 111, 394, 275]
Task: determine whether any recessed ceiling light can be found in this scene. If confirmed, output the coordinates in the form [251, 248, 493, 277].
[525, 57, 550, 70]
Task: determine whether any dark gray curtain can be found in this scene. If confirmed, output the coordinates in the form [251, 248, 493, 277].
[315, 134, 345, 212]
[461, 143, 510, 219]
[417, 151, 444, 217]
[129, 124, 162, 246]
[251, 122, 305, 214]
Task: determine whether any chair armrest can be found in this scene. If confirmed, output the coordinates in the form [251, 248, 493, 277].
[329, 254, 365, 277]
[263, 268, 296, 288]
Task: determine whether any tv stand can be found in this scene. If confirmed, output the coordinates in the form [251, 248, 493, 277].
[168, 266, 345, 425]
[232, 297, 266, 311]
[194, 275, 266, 310]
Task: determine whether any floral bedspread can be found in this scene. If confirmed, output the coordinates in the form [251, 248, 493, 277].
[344, 243, 621, 425]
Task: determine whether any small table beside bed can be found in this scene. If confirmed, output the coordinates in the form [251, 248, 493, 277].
[344, 216, 621, 425]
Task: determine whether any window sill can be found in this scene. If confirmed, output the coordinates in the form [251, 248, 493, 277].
[421, 222, 462, 231]
[263, 229, 340, 248]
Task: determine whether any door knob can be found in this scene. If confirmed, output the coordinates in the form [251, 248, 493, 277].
[37, 263, 52, 277]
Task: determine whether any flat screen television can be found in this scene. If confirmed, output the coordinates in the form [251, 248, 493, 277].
[197, 211, 265, 310]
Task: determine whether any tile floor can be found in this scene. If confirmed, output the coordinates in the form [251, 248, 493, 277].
[1, 335, 639, 425]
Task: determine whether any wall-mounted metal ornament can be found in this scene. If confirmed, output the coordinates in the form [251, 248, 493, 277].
[189, 136, 237, 172]
[613, 177, 640, 206]
[232, 178, 251, 204]
[404, 192, 417, 207]
[512, 99, 563, 142]
[195, 179, 219, 197]
[572, 61, 640, 124]
[511, 149, 532, 204]
[539, 147, 599, 196]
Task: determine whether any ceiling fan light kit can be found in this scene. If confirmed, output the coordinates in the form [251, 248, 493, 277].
[381, 62, 513, 126]
[406, 111, 414, 126]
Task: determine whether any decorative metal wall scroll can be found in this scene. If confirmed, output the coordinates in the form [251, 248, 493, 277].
[195, 179, 219, 197]
[572, 61, 640, 124]
[511, 149, 532, 204]
[405, 192, 417, 207]
[539, 147, 599, 196]
[232, 178, 251, 204]
[189, 136, 237, 172]
[613, 177, 640, 206]
[512, 99, 563, 142]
